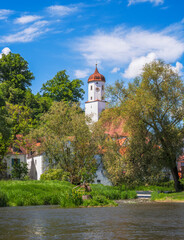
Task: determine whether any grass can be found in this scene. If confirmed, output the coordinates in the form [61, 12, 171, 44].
[151, 191, 184, 202]
[0, 180, 137, 208]
[122, 181, 175, 192]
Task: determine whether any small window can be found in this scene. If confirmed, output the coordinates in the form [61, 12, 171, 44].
[91, 85, 93, 90]
[12, 158, 20, 167]
[102, 85, 104, 90]
[91, 97, 92, 100]
[35, 160, 37, 166]
[102, 96, 104, 100]
[96, 82, 98, 84]
[97, 180, 101, 183]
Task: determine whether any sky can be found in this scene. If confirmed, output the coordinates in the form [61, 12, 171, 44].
[0, 0, 184, 107]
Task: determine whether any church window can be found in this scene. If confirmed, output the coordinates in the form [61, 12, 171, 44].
[102, 85, 104, 90]
[96, 82, 98, 84]
[102, 96, 104, 100]
[91, 85, 93, 90]
[91, 97, 92, 100]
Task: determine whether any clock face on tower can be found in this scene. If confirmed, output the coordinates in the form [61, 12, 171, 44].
[96, 87, 100, 92]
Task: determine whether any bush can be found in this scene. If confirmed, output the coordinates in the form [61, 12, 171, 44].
[0, 191, 8, 207]
[40, 169, 70, 181]
[12, 162, 28, 180]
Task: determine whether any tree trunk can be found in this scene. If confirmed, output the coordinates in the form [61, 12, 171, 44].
[171, 166, 183, 192]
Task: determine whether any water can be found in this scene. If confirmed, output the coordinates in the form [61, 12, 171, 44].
[0, 202, 184, 240]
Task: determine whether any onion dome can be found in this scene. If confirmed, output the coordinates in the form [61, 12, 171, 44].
[88, 65, 106, 83]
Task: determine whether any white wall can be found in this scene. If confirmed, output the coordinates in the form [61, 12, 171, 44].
[88, 81, 105, 101]
[5, 154, 27, 176]
[27, 155, 46, 180]
[85, 101, 106, 123]
[93, 155, 112, 185]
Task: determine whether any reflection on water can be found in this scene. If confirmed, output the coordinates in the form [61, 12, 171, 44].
[0, 202, 184, 240]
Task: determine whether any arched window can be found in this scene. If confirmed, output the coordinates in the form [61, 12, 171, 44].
[91, 97, 92, 100]
[102, 85, 104, 90]
[91, 85, 93, 90]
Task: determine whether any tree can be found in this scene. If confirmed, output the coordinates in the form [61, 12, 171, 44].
[32, 101, 97, 184]
[24, 89, 53, 122]
[106, 60, 184, 191]
[7, 103, 36, 139]
[0, 52, 34, 104]
[0, 94, 11, 175]
[41, 70, 85, 102]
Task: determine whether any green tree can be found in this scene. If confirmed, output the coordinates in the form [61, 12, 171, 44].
[41, 70, 85, 102]
[106, 60, 184, 191]
[0, 52, 34, 104]
[0, 94, 11, 175]
[7, 103, 36, 139]
[24, 89, 53, 121]
[32, 101, 97, 184]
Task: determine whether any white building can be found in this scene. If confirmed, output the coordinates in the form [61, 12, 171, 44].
[85, 65, 111, 185]
[85, 65, 106, 123]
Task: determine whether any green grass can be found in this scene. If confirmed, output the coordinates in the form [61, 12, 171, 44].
[122, 181, 175, 192]
[0, 180, 137, 208]
[90, 184, 137, 200]
[151, 191, 184, 201]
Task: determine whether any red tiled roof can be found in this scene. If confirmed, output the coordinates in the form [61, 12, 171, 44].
[104, 118, 128, 137]
[88, 65, 105, 83]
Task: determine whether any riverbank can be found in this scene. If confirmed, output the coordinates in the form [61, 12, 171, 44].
[0, 180, 137, 208]
[151, 191, 184, 202]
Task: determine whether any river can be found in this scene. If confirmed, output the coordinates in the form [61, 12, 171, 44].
[0, 202, 184, 240]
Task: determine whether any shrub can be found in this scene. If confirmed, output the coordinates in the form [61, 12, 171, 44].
[0, 191, 8, 207]
[40, 169, 70, 181]
[12, 162, 28, 180]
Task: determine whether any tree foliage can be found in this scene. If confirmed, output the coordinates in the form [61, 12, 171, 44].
[32, 101, 97, 184]
[41, 70, 85, 102]
[0, 52, 34, 104]
[104, 61, 184, 191]
[0, 94, 11, 174]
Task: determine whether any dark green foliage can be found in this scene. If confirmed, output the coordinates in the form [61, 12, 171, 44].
[0, 52, 34, 104]
[12, 162, 28, 179]
[0, 191, 8, 207]
[41, 70, 85, 102]
[0, 94, 11, 174]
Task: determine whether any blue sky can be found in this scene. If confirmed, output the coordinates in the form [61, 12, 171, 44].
[0, 0, 184, 107]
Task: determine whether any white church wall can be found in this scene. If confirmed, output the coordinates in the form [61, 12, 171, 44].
[27, 155, 46, 180]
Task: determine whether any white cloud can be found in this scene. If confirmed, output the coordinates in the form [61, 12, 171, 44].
[74, 69, 90, 78]
[128, 0, 164, 6]
[0, 47, 11, 58]
[0, 21, 49, 43]
[77, 25, 184, 78]
[111, 67, 120, 73]
[47, 5, 78, 17]
[123, 52, 156, 78]
[14, 15, 42, 24]
[0, 9, 14, 20]
[172, 61, 183, 75]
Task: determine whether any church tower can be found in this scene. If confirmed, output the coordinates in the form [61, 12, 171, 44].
[85, 65, 106, 122]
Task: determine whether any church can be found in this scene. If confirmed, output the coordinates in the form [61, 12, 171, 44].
[85, 64, 106, 123]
